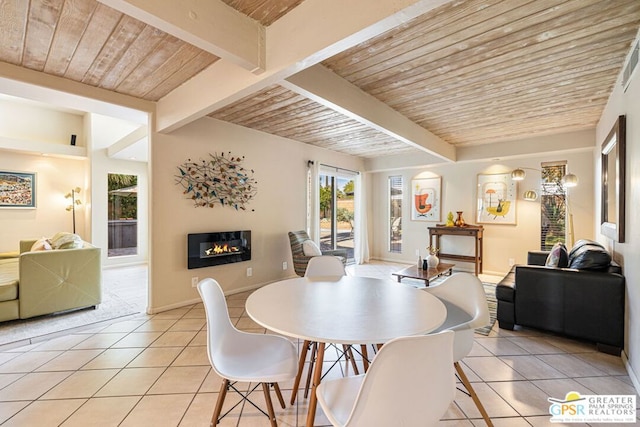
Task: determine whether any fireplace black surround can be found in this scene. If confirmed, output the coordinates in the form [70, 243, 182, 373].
[188, 231, 251, 269]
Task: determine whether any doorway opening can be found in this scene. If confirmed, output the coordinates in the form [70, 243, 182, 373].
[319, 168, 356, 263]
[108, 173, 138, 257]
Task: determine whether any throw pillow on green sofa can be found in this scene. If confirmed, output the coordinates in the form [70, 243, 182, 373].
[49, 232, 83, 249]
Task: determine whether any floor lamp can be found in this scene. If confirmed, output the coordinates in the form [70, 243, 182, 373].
[65, 187, 82, 234]
[562, 173, 578, 247]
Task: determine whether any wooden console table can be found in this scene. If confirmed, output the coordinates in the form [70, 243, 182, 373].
[428, 225, 483, 275]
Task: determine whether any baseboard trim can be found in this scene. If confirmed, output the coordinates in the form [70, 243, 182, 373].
[147, 276, 298, 314]
[622, 350, 640, 395]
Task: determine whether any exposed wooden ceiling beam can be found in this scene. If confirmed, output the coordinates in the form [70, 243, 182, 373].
[0, 62, 153, 123]
[283, 65, 455, 161]
[154, 0, 452, 133]
[107, 125, 148, 158]
[98, 0, 265, 73]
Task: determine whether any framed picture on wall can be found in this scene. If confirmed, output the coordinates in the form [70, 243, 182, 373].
[476, 173, 516, 225]
[0, 171, 36, 208]
[411, 177, 441, 221]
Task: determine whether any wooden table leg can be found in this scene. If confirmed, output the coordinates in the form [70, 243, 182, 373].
[306, 342, 325, 427]
[360, 345, 369, 372]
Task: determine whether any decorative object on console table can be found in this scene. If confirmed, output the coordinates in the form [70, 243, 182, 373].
[0, 171, 36, 209]
[476, 172, 517, 225]
[454, 211, 465, 227]
[446, 211, 455, 227]
[429, 225, 483, 275]
[411, 177, 441, 221]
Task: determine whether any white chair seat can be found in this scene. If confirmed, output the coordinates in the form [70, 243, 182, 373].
[216, 332, 298, 382]
[434, 300, 474, 331]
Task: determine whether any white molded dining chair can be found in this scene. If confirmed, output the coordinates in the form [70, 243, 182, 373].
[316, 331, 456, 427]
[304, 255, 347, 277]
[424, 273, 493, 427]
[292, 256, 358, 404]
[197, 278, 298, 427]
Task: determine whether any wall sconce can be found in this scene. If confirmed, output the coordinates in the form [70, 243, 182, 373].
[523, 190, 538, 201]
[65, 187, 82, 234]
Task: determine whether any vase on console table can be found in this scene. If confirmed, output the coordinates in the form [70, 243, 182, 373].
[426, 254, 439, 268]
[454, 211, 466, 227]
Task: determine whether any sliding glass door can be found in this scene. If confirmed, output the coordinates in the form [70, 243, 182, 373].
[319, 167, 357, 263]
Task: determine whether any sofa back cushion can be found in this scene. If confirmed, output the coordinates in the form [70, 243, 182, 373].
[568, 239, 612, 270]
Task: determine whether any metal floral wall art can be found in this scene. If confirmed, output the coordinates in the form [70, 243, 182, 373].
[176, 152, 257, 210]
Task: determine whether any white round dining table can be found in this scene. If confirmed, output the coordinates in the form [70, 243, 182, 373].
[245, 275, 447, 427]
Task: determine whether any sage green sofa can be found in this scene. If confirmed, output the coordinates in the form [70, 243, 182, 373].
[0, 239, 102, 322]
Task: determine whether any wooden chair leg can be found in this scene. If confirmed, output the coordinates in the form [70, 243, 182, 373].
[344, 345, 359, 375]
[273, 382, 286, 409]
[262, 382, 278, 427]
[211, 378, 229, 427]
[455, 362, 493, 427]
[304, 342, 317, 398]
[291, 339, 311, 405]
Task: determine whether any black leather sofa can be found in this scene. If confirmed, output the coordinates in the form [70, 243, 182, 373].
[496, 240, 625, 355]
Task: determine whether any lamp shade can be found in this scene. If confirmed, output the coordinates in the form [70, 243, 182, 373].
[562, 173, 579, 187]
[511, 168, 526, 181]
[523, 190, 538, 201]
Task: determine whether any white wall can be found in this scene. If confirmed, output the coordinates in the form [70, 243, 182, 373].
[149, 117, 365, 311]
[89, 114, 149, 267]
[0, 98, 83, 146]
[369, 147, 595, 275]
[595, 40, 640, 388]
[0, 151, 88, 251]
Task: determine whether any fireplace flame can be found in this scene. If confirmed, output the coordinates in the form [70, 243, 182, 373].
[205, 243, 240, 256]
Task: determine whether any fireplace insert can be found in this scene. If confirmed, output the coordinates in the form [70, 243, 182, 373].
[187, 230, 251, 269]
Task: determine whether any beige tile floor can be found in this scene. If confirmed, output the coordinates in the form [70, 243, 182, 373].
[0, 261, 638, 426]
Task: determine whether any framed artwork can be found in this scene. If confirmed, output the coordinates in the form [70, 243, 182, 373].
[0, 171, 36, 208]
[411, 177, 441, 221]
[476, 173, 516, 224]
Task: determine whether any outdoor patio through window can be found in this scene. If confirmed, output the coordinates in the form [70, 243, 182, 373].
[319, 167, 356, 262]
[108, 173, 138, 257]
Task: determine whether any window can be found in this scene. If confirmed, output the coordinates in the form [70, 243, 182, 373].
[540, 162, 567, 250]
[389, 176, 402, 253]
[108, 173, 138, 257]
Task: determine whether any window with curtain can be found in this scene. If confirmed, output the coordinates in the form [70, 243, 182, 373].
[540, 162, 567, 250]
[389, 176, 402, 253]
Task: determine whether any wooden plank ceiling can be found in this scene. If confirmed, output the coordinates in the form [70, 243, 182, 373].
[323, 0, 640, 147]
[1, 0, 639, 158]
[211, 0, 640, 155]
[0, 0, 303, 102]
